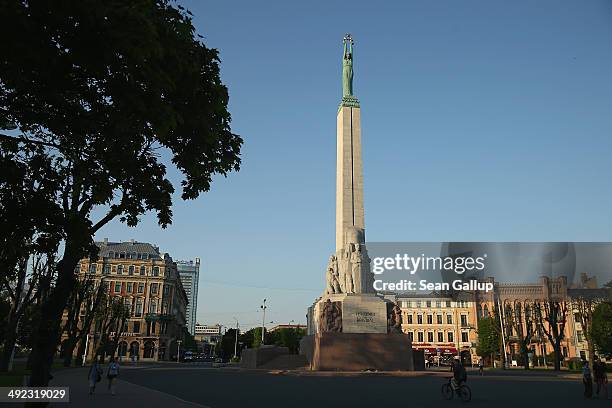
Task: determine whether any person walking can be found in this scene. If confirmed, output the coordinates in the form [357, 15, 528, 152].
[478, 357, 484, 376]
[88, 357, 102, 395]
[583, 360, 593, 398]
[593, 356, 608, 399]
[107, 357, 120, 395]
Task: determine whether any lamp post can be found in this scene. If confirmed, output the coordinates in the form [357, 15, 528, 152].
[260, 299, 267, 344]
[177, 339, 182, 362]
[233, 317, 239, 359]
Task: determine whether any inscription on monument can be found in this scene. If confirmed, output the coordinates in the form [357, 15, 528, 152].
[355, 311, 375, 322]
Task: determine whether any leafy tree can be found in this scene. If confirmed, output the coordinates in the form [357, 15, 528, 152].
[219, 328, 239, 359]
[268, 328, 306, 354]
[534, 300, 568, 371]
[182, 329, 197, 352]
[572, 293, 608, 377]
[0, 0, 242, 387]
[603, 280, 612, 289]
[508, 301, 536, 370]
[252, 327, 266, 348]
[476, 317, 500, 364]
[591, 302, 612, 355]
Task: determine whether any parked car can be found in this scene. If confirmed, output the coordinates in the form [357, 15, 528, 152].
[183, 351, 194, 362]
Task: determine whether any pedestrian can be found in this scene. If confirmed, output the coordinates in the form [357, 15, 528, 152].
[88, 357, 102, 395]
[593, 356, 608, 399]
[583, 360, 593, 398]
[107, 357, 120, 395]
[478, 357, 484, 376]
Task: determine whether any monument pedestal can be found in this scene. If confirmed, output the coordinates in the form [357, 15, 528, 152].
[300, 332, 413, 371]
[302, 293, 414, 371]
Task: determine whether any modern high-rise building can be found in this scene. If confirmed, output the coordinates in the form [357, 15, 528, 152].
[176, 258, 200, 335]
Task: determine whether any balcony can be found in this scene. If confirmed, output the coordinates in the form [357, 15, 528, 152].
[144, 313, 175, 322]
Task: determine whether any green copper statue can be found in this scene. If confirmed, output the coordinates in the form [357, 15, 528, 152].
[342, 34, 354, 97]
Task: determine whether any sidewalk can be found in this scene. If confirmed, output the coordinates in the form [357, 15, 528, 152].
[49, 366, 209, 407]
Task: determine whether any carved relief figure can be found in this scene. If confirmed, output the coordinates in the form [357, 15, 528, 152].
[387, 302, 403, 333]
[325, 255, 340, 294]
[351, 244, 363, 292]
[318, 299, 343, 332]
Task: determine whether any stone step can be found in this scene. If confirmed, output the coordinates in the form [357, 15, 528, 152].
[258, 354, 308, 370]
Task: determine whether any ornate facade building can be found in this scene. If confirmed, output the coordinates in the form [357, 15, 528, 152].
[397, 273, 610, 366]
[473, 274, 610, 365]
[398, 292, 479, 365]
[61, 239, 188, 362]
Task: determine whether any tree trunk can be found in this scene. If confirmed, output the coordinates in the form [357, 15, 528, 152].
[553, 340, 562, 371]
[0, 322, 18, 371]
[587, 338, 595, 378]
[27, 249, 79, 389]
[521, 343, 530, 370]
[62, 339, 76, 367]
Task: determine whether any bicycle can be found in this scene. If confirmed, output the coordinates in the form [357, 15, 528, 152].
[441, 377, 471, 402]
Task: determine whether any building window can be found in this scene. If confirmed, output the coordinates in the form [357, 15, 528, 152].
[447, 314, 453, 324]
[427, 314, 433, 324]
[124, 298, 131, 312]
[103, 264, 111, 275]
[436, 314, 443, 325]
[460, 315, 468, 327]
[407, 314, 413, 324]
[133, 321, 140, 333]
[119, 252, 125, 259]
[151, 321, 156, 334]
[117, 265, 124, 275]
[401, 301, 407, 308]
[128, 265, 135, 275]
[416, 301, 421, 308]
[437, 332, 444, 342]
[448, 332, 454, 343]
[417, 315, 423, 324]
[127, 282, 133, 293]
[135, 299, 143, 317]
[435, 301, 441, 308]
[151, 283, 158, 295]
[163, 285, 169, 295]
[446, 301, 451, 308]
[138, 283, 144, 293]
[89, 263, 97, 274]
[114, 282, 121, 293]
[153, 266, 160, 276]
[426, 301, 431, 308]
[417, 332, 424, 342]
[577, 331, 584, 343]
[143, 253, 149, 260]
[127, 252, 132, 259]
[461, 332, 469, 343]
[149, 300, 157, 314]
[427, 332, 434, 342]
[137, 253, 142, 260]
[140, 266, 146, 276]
[408, 332, 414, 341]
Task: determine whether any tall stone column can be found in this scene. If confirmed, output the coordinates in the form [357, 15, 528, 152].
[335, 102, 365, 253]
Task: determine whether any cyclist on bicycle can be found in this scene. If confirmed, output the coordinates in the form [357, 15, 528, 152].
[451, 357, 467, 390]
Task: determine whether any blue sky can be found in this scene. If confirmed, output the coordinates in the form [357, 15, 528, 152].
[93, 0, 612, 330]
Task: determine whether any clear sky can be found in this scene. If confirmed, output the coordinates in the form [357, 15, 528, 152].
[93, 0, 612, 330]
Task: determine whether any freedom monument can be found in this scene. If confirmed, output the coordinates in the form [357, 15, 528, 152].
[300, 35, 414, 371]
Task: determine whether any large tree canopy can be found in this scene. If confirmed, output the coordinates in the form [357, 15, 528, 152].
[0, 0, 242, 388]
[1, 0, 242, 230]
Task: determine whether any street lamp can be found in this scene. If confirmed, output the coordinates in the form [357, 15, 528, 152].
[233, 317, 239, 359]
[177, 339, 182, 362]
[260, 299, 267, 344]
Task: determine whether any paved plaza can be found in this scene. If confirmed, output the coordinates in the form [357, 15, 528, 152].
[49, 364, 609, 408]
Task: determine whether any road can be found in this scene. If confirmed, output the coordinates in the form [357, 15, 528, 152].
[107, 365, 609, 408]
